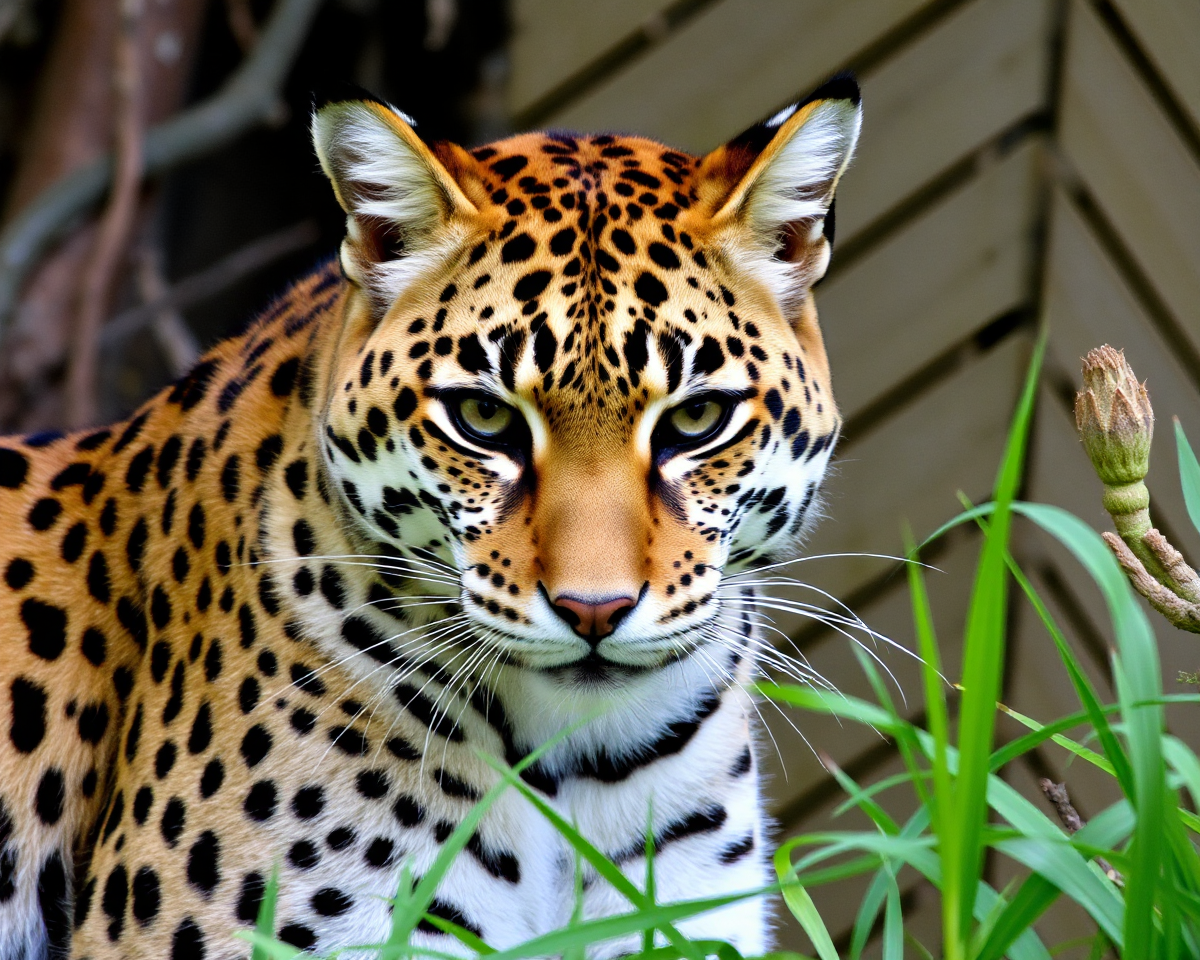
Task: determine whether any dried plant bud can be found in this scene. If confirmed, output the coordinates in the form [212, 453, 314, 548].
[1075, 345, 1154, 486]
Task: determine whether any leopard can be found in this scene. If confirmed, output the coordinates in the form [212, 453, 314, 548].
[0, 74, 860, 959]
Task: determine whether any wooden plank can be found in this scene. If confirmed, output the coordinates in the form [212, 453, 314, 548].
[797, 333, 1030, 604]
[1111, 0, 1200, 133]
[546, 0, 928, 153]
[506, 0, 675, 116]
[1060, 0, 1200, 355]
[1041, 187, 1200, 567]
[836, 0, 1052, 239]
[821, 140, 1039, 421]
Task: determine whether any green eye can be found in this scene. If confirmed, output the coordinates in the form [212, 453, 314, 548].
[458, 397, 514, 438]
[669, 399, 726, 439]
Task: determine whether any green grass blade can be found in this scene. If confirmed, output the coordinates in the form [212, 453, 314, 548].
[250, 863, 281, 960]
[1175, 419, 1200, 537]
[849, 868, 892, 960]
[882, 869, 904, 960]
[483, 890, 761, 960]
[991, 701, 1116, 776]
[906, 532, 953, 838]
[1012, 501, 1166, 957]
[776, 876, 838, 960]
[945, 331, 1045, 958]
[419, 914, 497, 954]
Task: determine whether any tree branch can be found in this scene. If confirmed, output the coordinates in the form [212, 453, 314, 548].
[99, 220, 319, 346]
[1038, 779, 1124, 886]
[0, 0, 324, 334]
[64, 0, 144, 428]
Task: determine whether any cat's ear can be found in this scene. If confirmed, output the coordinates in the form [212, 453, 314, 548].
[311, 97, 483, 307]
[695, 75, 861, 310]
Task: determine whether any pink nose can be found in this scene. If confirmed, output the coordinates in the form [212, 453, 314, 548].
[550, 594, 636, 642]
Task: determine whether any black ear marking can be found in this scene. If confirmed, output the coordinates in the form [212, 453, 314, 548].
[310, 80, 418, 126]
[822, 198, 837, 246]
[801, 72, 861, 108]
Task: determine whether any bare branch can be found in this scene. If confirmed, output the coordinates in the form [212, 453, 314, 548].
[64, 0, 144, 428]
[135, 245, 200, 377]
[0, 0, 325, 334]
[99, 220, 319, 346]
[225, 0, 259, 53]
[1038, 778, 1124, 886]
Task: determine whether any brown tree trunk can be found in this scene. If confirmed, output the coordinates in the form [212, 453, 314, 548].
[0, 0, 209, 430]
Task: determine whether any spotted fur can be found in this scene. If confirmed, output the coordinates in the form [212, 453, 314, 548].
[0, 76, 860, 959]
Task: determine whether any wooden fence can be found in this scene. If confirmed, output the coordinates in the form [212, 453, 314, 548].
[505, 0, 1200, 953]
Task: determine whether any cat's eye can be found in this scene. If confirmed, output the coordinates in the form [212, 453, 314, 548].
[669, 399, 725, 438]
[443, 392, 528, 453]
[458, 397, 514, 438]
[654, 393, 735, 452]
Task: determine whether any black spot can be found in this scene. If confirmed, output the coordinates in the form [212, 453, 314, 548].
[284, 458, 308, 499]
[279, 924, 317, 949]
[356, 769, 389, 799]
[77, 702, 110, 744]
[5, 557, 34, 589]
[161, 797, 187, 846]
[102, 863, 128, 940]
[236, 872, 265, 922]
[393, 387, 418, 421]
[220, 454, 240, 502]
[457, 333, 491, 373]
[290, 663, 325, 696]
[288, 840, 320, 870]
[171, 917, 206, 960]
[549, 227, 576, 255]
[393, 794, 426, 827]
[0, 448, 29, 488]
[433, 768, 481, 800]
[501, 233, 536, 263]
[271, 357, 300, 396]
[82, 627, 107, 666]
[694, 336, 725, 375]
[634, 271, 668, 306]
[513, 270, 551, 301]
[187, 831, 220, 894]
[22, 598, 67, 661]
[240, 725, 272, 767]
[648, 242, 680, 269]
[28, 498, 61, 530]
[131, 866, 161, 925]
[292, 519, 315, 556]
[365, 837, 394, 867]
[133, 785, 153, 824]
[151, 586, 173, 629]
[188, 703, 213, 754]
[720, 833, 756, 864]
[238, 604, 257, 649]
[156, 741, 177, 779]
[490, 155, 528, 179]
[311, 887, 353, 917]
[35, 768, 65, 825]
[327, 826, 356, 850]
[328, 726, 368, 756]
[534, 323, 557, 373]
[60, 521, 87, 563]
[387, 736, 421, 761]
[37, 852, 70, 955]
[87, 552, 111, 603]
[244, 781, 277, 821]
[292, 785, 325, 819]
[199, 760, 224, 798]
[125, 446, 154, 493]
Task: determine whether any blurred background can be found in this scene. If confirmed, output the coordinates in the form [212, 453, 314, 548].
[1, 0, 1198, 954]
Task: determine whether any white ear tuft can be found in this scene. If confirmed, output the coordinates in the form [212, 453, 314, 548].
[702, 82, 861, 313]
[311, 100, 477, 309]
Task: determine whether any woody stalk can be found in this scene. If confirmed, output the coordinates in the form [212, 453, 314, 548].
[1076, 345, 1200, 632]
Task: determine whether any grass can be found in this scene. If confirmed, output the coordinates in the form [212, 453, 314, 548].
[240, 335, 1200, 958]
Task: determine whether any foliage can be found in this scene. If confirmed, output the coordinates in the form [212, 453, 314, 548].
[239, 337, 1200, 957]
